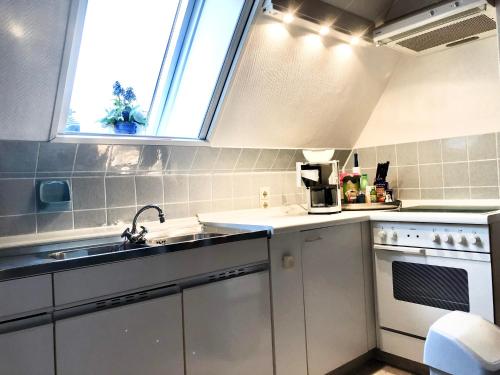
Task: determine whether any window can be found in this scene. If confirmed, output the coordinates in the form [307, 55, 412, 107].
[55, 0, 255, 141]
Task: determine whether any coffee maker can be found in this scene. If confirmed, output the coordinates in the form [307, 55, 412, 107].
[296, 160, 342, 214]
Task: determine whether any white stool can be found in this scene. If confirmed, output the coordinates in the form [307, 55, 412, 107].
[424, 311, 500, 375]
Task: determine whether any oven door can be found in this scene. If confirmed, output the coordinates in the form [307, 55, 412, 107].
[374, 244, 494, 339]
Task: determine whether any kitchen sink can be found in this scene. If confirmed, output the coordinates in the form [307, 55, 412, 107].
[146, 232, 225, 246]
[48, 242, 149, 260]
[47, 232, 228, 261]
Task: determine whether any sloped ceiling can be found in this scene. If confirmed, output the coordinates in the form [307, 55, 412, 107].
[210, 13, 400, 149]
[321, 0, 443, 25]
[320, 0, 395, 25]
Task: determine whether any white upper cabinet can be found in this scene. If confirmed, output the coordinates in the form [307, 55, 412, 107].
[0, 0, 70, 141]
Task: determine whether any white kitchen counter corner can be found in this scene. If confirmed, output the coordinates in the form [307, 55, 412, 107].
[199, 200, 500, 234]
[198, 205, 371, 234]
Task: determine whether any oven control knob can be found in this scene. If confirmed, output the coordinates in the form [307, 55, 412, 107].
[458, 235, 468, 245]
[378, 230, 387, 240]
[391, 232, 398, 241]
[432, 233, 440, 243]
[445, 234, 454, 244]
[471, 235, 482, 246]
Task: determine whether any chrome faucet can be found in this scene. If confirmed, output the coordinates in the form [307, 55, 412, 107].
[121, 204, 165, 244]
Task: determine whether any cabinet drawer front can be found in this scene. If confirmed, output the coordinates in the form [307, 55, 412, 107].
[54, 238, 268, 306]
[0, 275, 53, 320]
[56, 294, 183, 375]
[0, 324, 54, 375]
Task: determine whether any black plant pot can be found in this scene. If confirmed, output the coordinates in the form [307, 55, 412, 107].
[114, 121, 137, 135]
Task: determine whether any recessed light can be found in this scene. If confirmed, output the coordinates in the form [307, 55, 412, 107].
[283, 12, 295, 24]
[319, 26, 329, 36]
[350, 36, 360, 45]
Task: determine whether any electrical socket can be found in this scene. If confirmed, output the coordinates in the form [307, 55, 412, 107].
[260, 186, 270, 209]
[260, 187, 270, 200]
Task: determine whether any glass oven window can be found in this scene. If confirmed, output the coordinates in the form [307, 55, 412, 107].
[392, 261, 470, 312]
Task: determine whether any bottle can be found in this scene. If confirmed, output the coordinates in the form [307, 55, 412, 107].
[360, 174, 368, 191]
[343, 175, 360, 203]
[370, 186, 377, 203]
[353, 153, 361, 175]
[375, 178, 386, 203]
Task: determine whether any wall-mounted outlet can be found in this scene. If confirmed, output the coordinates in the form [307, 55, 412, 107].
[260, 186, 270, 208]
[260, 186, 270, 200]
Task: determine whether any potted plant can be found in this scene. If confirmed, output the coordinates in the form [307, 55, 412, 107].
[100, 81, 147, 134]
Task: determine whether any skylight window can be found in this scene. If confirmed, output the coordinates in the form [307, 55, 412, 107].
[54, 0, 255, 141]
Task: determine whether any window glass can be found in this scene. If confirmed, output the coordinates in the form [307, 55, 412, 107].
[65, 0, 180, 134]
[61, 0, 251, 140]
[157, 0, 246, 138]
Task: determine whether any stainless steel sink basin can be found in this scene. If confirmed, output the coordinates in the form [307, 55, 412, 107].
[47, 232, 227, 260]
[147, 232, 224, 246]
[48, 242, 148, 260]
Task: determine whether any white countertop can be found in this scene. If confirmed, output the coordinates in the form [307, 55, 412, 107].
[2, 200, 500, 249]
[200, 200, 500, 234]
[199, 206, 371, 234]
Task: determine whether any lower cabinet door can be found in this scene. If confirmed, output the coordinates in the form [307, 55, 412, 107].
[55, 294, 184, 375]
[0, 324, 55, 375]
[302, 224, 368, 375]
[183, 271, 274, 375]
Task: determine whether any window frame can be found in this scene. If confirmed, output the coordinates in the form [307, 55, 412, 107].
[49, 0, 259, 145]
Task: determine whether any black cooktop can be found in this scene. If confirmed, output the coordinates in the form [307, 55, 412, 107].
[399, 205, 500, 213]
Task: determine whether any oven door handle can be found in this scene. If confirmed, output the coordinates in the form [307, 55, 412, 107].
[374, 244, 426, 255]
[373, 244, 491, 261]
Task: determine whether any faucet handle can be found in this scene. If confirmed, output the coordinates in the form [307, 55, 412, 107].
[121, 227, 132, 241]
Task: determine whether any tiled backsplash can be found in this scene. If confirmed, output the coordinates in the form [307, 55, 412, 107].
[0, 141, 350, 237]
[346, 132, 500, 201]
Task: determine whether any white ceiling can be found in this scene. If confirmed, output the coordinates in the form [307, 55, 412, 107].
[320, 0, 444, 25]
[320, 0, 395, 24]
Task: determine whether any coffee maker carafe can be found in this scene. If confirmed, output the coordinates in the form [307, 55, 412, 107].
[296, 160, 341, 214]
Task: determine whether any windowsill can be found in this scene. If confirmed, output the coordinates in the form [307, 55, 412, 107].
[51, 133, 210, 146]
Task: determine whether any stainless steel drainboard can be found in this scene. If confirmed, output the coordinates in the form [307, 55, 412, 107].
[147, 232, 224, 245]
[48, 243, 148, 260]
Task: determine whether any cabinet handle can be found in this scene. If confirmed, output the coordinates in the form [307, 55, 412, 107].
[282, 254, 295, 269]
[304, 236, 323, 243]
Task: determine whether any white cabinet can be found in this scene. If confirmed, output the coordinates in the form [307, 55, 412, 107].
[269, 222, 375, 375]
[269, 232, 308, 375]
[302, 224, 368, 375]
[0, 324, 55, 375]
[301, 223, 372, 375]
[183, 271, 274, 375]
[55, 294, 184, 375]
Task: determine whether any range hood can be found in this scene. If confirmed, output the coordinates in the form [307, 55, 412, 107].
[373, 0, 496, 55]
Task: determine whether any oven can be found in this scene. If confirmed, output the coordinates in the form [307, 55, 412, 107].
[373, 222, 494, 342]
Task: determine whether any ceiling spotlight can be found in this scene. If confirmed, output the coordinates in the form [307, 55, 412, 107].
[350, 36, 360, 45]
[283, 12, 295, 24]
[319, 26, 329, 36]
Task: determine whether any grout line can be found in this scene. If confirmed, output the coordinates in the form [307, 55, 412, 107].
[250, 149, 263, 170]
[103, 174, 108, 226]
[439, 139, 445, 200]
[71, 144, 79, 176]
[416, 142, 422, 199]
[465, 136, 472, 199]
[231, 148, 244, 172]
[34, 142, 41, 234]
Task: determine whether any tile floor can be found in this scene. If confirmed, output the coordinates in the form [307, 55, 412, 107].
[372, 366, 413, 375]
[355, 361, 414, 375]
